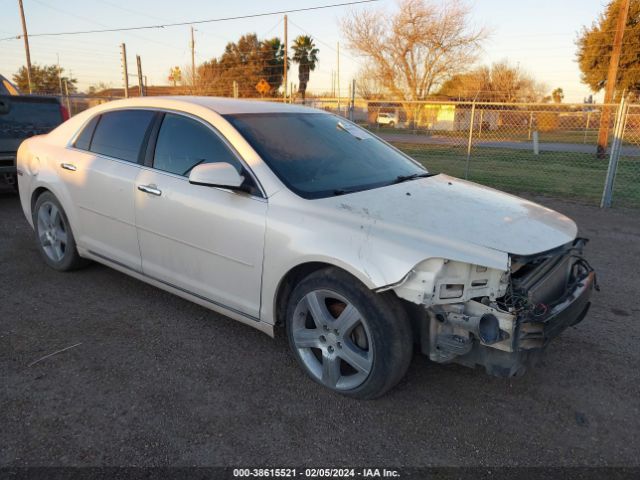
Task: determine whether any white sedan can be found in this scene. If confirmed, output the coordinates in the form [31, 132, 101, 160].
[16, 97, 596, 398]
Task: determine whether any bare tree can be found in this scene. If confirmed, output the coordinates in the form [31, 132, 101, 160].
[342, 0, 487, 122]
[355, 63, 386, 99]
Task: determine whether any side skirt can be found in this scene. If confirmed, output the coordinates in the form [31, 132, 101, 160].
[80, 248, 275, 337]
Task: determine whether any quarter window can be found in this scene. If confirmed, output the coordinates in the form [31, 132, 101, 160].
[73, 115, 99, 151]
[153, 113, 242, 176]
[89, 110, 155, 163]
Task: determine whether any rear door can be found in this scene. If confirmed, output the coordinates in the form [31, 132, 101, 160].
[134, 112, 267, 320]
[63, 109, 156, 270]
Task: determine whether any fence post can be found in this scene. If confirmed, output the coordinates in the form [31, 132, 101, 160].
[464, 102, 476, 180]
[63, 79, 71, 115]
[527, 111, 534, 140]
[601, 96, 628, 208]
[583, 111, 591, 144]
[349, 79, 355, 121]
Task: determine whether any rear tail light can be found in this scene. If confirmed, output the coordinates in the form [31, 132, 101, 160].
[60, 104, 70, 121]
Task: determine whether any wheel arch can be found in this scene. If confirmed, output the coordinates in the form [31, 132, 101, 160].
[31, 186, 51, 213]
[272, 261, 375, 328]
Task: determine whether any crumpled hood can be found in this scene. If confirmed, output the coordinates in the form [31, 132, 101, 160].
[320, 174, 577, 257]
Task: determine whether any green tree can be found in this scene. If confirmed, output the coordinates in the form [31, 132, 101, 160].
[552, 87, 565, 103]
[291, 35, 319, 102]
[437, 61, 545, 102]
[197, 34, 287, 97]
[13, 64, 78, 94]
[576, 0, 640, 95]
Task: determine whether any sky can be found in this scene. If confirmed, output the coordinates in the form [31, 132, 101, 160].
[0, 0, 609, 102]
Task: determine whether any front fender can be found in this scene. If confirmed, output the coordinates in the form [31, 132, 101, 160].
[259, 192, 510, 325]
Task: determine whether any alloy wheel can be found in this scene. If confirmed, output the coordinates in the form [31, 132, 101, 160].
[291, 289, 373, 391]
[36, 201, 68, 262]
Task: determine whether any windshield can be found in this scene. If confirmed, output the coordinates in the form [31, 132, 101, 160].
[224, 112, 427, 199]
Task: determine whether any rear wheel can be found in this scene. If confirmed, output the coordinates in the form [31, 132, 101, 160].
[32, 192, 87, 271]
[286, 268, 413, 399]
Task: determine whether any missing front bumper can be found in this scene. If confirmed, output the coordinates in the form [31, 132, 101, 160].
[418, 267, 595, 378]
[518, 271, 594, 350]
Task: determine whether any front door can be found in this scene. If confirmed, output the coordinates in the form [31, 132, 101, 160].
[134, 112, 267, 320]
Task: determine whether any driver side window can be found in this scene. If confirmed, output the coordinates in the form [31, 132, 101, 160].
[153, 113, 243, 177]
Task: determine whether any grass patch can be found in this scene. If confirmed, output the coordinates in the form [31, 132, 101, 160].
[393, 142, 640, 208]
[370, 126, 638, 147]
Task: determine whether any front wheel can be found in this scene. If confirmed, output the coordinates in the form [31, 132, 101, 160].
[286, 268, 413, 399]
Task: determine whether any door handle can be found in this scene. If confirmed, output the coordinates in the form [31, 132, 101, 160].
[60, 163, 77, 171]
[137, 184, 162, 196]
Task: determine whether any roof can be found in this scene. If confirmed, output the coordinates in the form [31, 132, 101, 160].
[167, 96, 321, 114]
[94, 95, 321, 115]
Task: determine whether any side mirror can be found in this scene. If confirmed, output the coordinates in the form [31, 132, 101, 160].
[188, 162, 245, 191]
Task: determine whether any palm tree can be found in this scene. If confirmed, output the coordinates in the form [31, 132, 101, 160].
[291, 35, 319, 102]
[552, 87, 565, 104]
[261, 37, 287, 95]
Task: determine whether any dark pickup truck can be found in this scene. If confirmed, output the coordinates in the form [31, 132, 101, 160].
[0, 81, 68, 188]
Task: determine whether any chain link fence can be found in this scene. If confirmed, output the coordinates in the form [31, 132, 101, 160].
[359, 100, 639, 208]
[618, 104, 640, 207]
[59, 94, 639, 208]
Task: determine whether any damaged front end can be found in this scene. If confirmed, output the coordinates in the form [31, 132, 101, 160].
[391, 239, 597, 377]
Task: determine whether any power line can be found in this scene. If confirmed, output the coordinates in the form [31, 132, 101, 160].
[0, 0, 378, 41]
[24, 0, 186, 51]
[288, 18, 364, 67]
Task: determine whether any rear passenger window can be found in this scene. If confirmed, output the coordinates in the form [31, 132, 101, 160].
[153, 113, 242, 176]
[73, 115, 99, 151]
[90, 110, 154, 163]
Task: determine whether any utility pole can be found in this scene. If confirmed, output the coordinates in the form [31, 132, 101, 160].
[191, 26, 196, 89]
[121, 43, 129, 98]
[601, 95, 629, 207]
[63, 78, 71, 114]
[136, 55, 144, 96]
[336, 42, 340, 112]
[350, 78, 356, 121]
[331, 70, 334, 97]
[56, 54, 63, 97]
[17, 0, 33, 93]
[283, 15, 288, 101]
[597, 0, 631, 157]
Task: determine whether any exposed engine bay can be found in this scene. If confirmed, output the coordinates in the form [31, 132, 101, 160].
[390, 239, 597, 376]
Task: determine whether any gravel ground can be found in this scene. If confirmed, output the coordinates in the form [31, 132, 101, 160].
[1, 187, 639, 467]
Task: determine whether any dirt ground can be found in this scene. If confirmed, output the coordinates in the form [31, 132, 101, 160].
[1, 187, 639, 467]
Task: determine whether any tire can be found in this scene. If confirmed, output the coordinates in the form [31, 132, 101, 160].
[32, 191, 88, 271]
[388, 121, 395, 127]
[286, 267, 413, 399]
